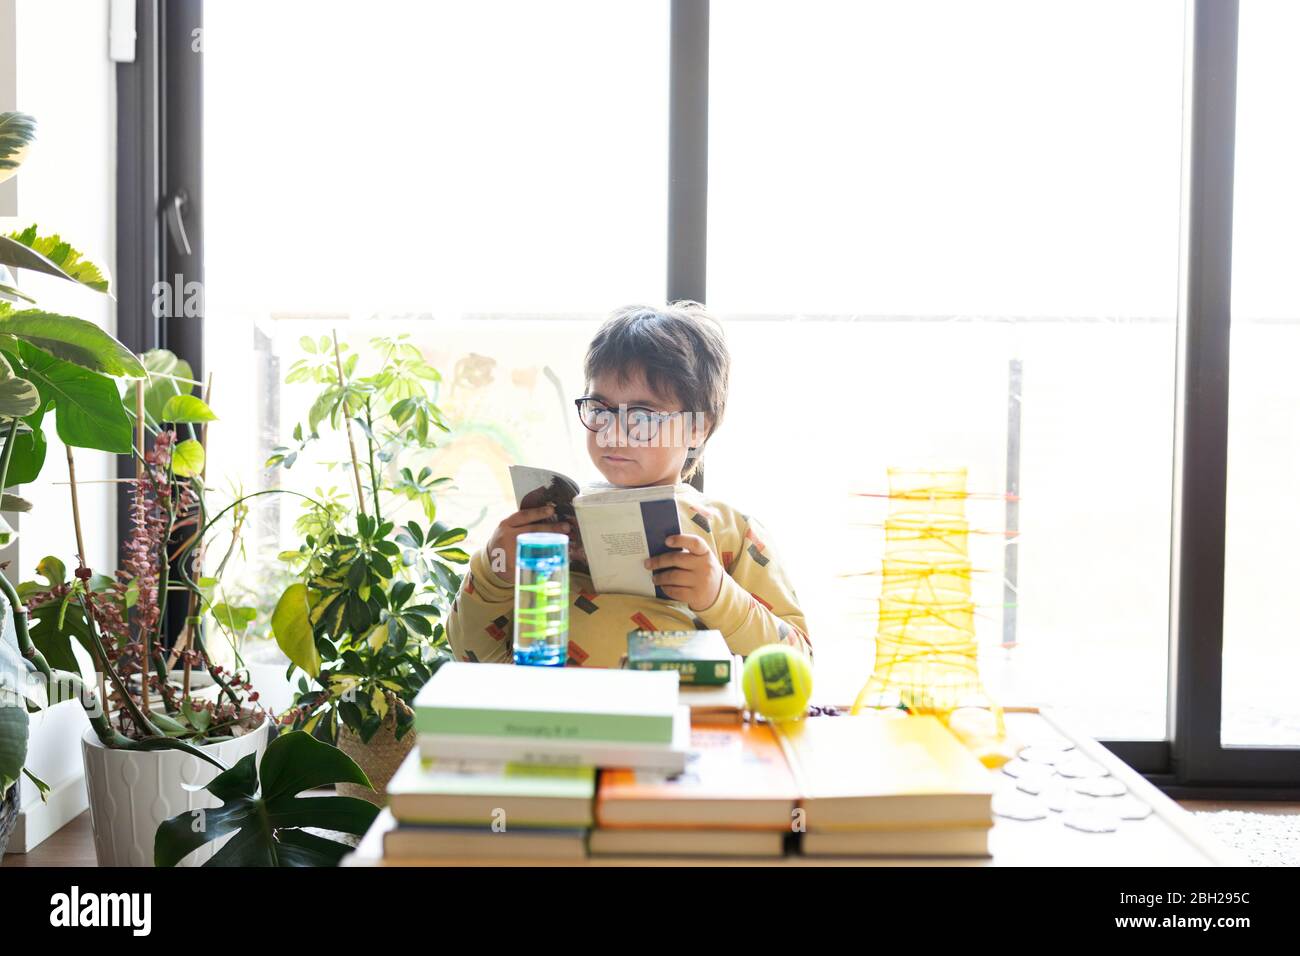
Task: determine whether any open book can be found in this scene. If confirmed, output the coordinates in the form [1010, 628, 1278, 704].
[509, 465, 682, 598]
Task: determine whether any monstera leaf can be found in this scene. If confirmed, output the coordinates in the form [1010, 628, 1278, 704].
[154, 731, 379, 867]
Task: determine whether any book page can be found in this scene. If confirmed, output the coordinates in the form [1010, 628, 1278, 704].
[508, 465, 586, 572]
[575, 493, 682, 597]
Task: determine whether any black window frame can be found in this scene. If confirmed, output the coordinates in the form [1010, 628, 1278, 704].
[115, 0, 1300, 796]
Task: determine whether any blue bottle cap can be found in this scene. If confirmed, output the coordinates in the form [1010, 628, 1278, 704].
[516, 532, 569, 562]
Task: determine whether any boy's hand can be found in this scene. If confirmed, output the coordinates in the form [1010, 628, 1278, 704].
[485, 504, 571, 585]
[644, 534, 723, 612]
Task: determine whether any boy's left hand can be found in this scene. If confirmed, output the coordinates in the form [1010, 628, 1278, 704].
[644, 534, 723, 612]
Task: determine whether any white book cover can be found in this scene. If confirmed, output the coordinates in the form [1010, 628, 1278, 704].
[415, 661, 680, 725]
[509, 464, 683, 597]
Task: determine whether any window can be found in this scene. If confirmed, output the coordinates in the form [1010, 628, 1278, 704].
[707, 0, 1185, 738]
[202, 0, 669, 633]
[1222, 0, 1300, 747]
[116, 0, 1299, 788]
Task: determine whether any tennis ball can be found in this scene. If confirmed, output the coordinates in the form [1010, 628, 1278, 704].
[742, 644, 813, 721]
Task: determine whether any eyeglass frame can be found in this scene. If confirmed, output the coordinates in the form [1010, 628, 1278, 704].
[573, 397, 691, 444]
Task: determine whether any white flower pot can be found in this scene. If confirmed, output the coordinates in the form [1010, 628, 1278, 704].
[80, 717, 270, 867]
[243, 642, 306, 717]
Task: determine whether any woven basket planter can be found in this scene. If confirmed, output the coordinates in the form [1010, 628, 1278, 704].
[335, 720, 415, 807]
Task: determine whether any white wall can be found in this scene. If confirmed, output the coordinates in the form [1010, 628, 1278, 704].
[0, 0, 116, 583]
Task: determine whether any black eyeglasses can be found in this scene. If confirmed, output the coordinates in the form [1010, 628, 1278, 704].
[574, 398, 684, 443]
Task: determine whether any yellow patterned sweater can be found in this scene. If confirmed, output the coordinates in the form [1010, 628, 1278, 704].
[445, 484, 812, 669]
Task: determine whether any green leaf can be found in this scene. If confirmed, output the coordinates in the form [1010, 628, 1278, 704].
[0, 227, 111, 294]
[0, 374, 38, 418]
[14, 343, 132, 452]
[171, 438, 205, 477]
[0, 284, 35, 305]
[264, 794, 377, 833]
[1, 589, 32, 793]
[272, 583, 321, 678]
[155, 732, 378, 867]
[159, 393, 216, 423]
[181, 699, 212, 733]
[0, 350, 39, 418]
[0, 112, 36, 176]
[153, 795, 253, 867]
[210, 602, 256, 634]
[0, 493, 30, 512]
[259, 730, 372, 804]
[271, 827, 360, 867]
[431, 527, 467, 548]
[23, 590, 91, 675]
[149, 710, 189, 737]
[132, 349, 194, 424]
[0, 697, 30, 796]
[33, 556, 65, 588]
[205, 750, 260, 802]
[4, 409, 47, 486]
[0, 307, 142, 377]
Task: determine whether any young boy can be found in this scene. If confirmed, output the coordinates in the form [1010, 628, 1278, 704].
[446, 302, 812, 668]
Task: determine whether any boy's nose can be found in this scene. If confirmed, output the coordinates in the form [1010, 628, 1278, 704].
[599, 413, 631, 447]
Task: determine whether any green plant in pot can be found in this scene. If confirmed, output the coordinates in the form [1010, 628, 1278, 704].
[0, 112, 378, 866]
[0, 109, 184, 857]
[270, 332, 468, 804]
[11, 367, 277, 865]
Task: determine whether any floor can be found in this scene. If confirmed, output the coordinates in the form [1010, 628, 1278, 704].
[5, 801, 1298, 867]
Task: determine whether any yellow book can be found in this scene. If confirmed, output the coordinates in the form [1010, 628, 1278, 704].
[775, 713, 994, 832]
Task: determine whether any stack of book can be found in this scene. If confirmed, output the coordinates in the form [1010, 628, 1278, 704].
[775, 712, 995, 858]
[590, 721, 799, 857]
[371, 662, 997, 863]
[383, 753, 596, 861]
[380, 662, 689, 861]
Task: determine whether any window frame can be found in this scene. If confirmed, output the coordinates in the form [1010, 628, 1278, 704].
[116, 0, 1300, 794]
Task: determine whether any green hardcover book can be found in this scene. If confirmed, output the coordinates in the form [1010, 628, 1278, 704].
[626, 629, 732, 686]
[413, 661, 680, 744]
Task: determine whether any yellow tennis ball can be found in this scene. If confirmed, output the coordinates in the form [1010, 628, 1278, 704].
[742, 644, 813, 721]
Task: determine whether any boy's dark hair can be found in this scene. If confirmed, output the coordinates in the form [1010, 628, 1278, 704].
[584, 300, 729, 481]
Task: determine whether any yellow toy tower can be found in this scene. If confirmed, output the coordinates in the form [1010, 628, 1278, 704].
[851, 466, 1017, 768]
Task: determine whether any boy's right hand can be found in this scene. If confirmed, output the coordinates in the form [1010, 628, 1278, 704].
[484, 504, 571, 585]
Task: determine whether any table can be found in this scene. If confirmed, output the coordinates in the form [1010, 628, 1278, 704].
[343, 706, 1245, 867]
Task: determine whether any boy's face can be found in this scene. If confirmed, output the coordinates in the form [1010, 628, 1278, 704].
[583, 367, 707, 487]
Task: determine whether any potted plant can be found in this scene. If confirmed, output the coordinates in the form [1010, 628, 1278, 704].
[269, 332, 468, 803]
[18, 410, 274, 865]
[0, 110, 283, 865]
[0, 110, 193, 860]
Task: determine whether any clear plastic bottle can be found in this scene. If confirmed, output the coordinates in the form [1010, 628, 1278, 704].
[513, 532, 569, 666]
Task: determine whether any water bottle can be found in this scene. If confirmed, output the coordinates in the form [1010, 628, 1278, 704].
[514, 532, 569, 666]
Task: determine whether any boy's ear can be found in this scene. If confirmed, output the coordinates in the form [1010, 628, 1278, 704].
[687, 414, 712, 449]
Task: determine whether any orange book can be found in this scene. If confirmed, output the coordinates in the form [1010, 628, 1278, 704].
[596, 722, 799, 830]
